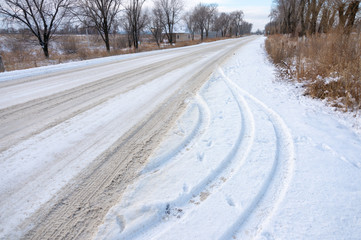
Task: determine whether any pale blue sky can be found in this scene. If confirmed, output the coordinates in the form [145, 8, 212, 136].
[186, 0, 273, 31]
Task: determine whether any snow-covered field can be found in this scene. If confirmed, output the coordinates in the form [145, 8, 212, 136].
[0, 36, 360, 239]
[96, 37, 361, 239]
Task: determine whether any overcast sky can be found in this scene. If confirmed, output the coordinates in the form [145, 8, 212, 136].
[185, 0, 273, 31]
[0, 0, 273, 32]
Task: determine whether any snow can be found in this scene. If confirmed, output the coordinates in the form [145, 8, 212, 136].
[1, 36, 257, 239]
[0, 39, 212, 83]
[95, 37, 361, 239]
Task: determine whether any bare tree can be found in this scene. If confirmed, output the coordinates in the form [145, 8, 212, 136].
[317, 1, 336, 33]
[149, 5, 164, 46]
[120, 14, 132, 47]
[205, 3, 217, 38]
[239, 20, 252, 34]
[0, 55, 5, 72]
[190, 3, 217, 41]
[266, 7, 281, 35]
[123, 0, 148, 49]
[230, 10, 243, 36]
[279, 0, 298, 34]
[308, 0, 326, 34]
[214, 12, 231, 37]
[183, 10, 196, 40]
[298, 0, 307, 36]
[335, 0, 360, 34]
[0, 0, 72, 58]
[192, 3, 208, 41]
[76, 0, 122, 52]
[154, 0, 183, 44]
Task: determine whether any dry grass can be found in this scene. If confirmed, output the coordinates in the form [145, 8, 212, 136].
[265, 32, 361, 112]
[0, 34, 230, 72]
[0, 34, 113, 71]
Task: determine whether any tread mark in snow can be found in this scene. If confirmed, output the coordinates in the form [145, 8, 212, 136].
[142, 94, 211, 173]
[218, 67, 295, 239]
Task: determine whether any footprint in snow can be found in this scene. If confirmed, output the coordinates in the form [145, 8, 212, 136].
[183, 183, 188, 192]
[202, 139, 213, 147]
[116, 215, 126, 233]
[197, 152, 204, 161]
[226, 197, 235, 207]
[164, 204, 184, 219]
[260, 232, 275, 240]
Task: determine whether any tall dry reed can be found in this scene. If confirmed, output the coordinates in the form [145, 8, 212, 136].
[265, 31, 361, 112]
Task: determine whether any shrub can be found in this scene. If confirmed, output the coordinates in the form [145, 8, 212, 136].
[266, 31, 361, 112]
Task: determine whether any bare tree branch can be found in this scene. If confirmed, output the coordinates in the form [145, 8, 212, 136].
[75, 0, 122, 52]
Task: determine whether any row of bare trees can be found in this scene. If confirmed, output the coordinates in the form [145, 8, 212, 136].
[266, 0, 360, 36]
[0, 0, 252, 58]
[0, 0, 183, 57]
[183, 4, 252, 41]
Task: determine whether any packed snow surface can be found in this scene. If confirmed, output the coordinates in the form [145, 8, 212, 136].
[96, 37, 361, 239]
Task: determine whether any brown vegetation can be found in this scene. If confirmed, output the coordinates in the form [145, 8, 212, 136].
[265, 0, 360, 112]
[265, 32, 361, 112]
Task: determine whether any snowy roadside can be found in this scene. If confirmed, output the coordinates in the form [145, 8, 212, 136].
[0, 40, 214, 83]
[95, 37, 361, 239]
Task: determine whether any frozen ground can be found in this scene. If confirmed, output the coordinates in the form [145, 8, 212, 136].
[96, 37, 361, 239]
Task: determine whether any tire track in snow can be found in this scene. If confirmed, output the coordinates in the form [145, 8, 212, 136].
[218, 67, 295, 239]
[114, 71, 256, 240]
[142, 94, 211, 173]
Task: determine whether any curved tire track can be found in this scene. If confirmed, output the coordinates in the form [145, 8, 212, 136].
[219, 67, 295, 239]
[142, 94, 211, 173]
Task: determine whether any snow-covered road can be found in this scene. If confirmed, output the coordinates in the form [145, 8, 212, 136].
[0, 36, 257, 239]
[1, 36, 361, 240]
